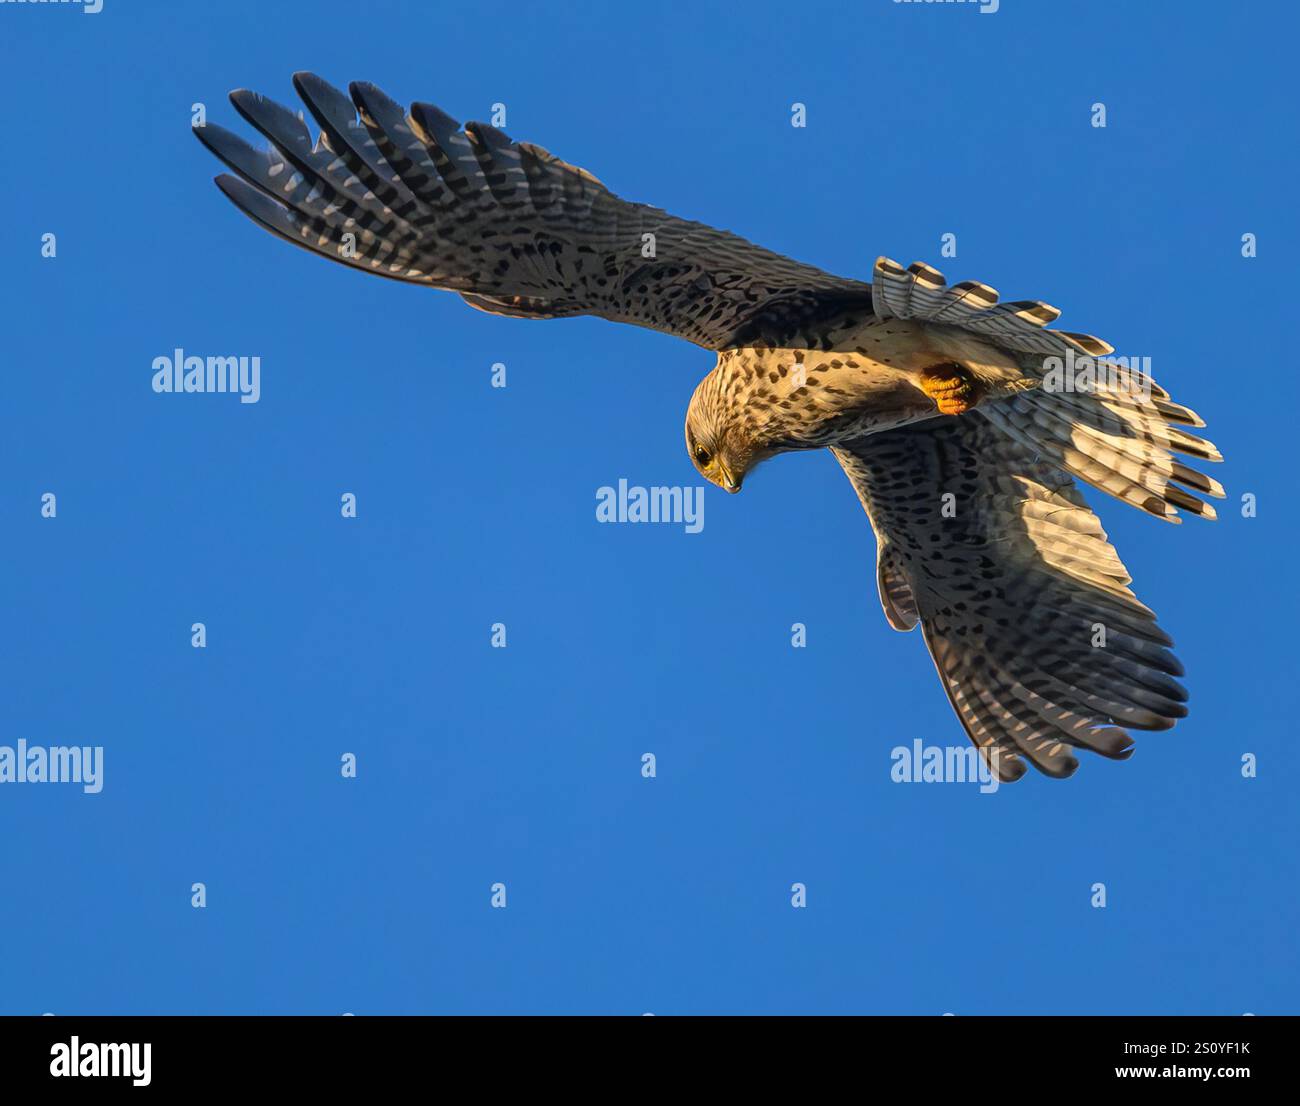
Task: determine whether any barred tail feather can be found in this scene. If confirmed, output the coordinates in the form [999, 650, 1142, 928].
[870, 257, 1225, 522]
[984, 380, 1224, 523]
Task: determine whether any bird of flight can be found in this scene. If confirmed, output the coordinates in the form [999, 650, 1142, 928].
[194, 73, 1223, 782]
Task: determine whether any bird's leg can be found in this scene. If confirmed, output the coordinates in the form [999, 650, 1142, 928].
[919, 361, 982, 416]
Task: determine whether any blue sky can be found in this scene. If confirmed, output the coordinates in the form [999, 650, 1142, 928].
[0, 0, 1294, 1014]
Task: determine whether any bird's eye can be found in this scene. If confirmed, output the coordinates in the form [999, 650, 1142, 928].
[694, 445, 711, 467]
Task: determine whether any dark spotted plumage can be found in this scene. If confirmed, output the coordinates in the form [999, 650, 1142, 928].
[195, 74, 1224, 781]
[194, 73, 872, 351]
[835, 421, 1187, 781]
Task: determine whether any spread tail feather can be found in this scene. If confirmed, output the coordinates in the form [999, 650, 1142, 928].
[871, 257, 1225, 522]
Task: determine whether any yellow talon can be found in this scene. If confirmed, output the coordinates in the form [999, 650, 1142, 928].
[920, 363, 981, 415]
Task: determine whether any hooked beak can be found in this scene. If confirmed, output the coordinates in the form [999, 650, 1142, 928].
[718, 463, 742, 494]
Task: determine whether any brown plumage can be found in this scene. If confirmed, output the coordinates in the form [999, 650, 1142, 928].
[194, 74, 1223, 780]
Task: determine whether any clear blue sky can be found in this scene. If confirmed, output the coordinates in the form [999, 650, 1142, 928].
[1, 0, 1294, 1015]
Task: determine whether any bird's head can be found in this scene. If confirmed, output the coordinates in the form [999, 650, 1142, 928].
[684, 366, 769, 494]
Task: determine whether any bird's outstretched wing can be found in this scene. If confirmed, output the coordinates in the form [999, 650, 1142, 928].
[834, 418, 1188, 781]
[193, 72, 872, 350]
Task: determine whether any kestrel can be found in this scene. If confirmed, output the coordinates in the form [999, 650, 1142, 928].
[194, 74, 1223, 781]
